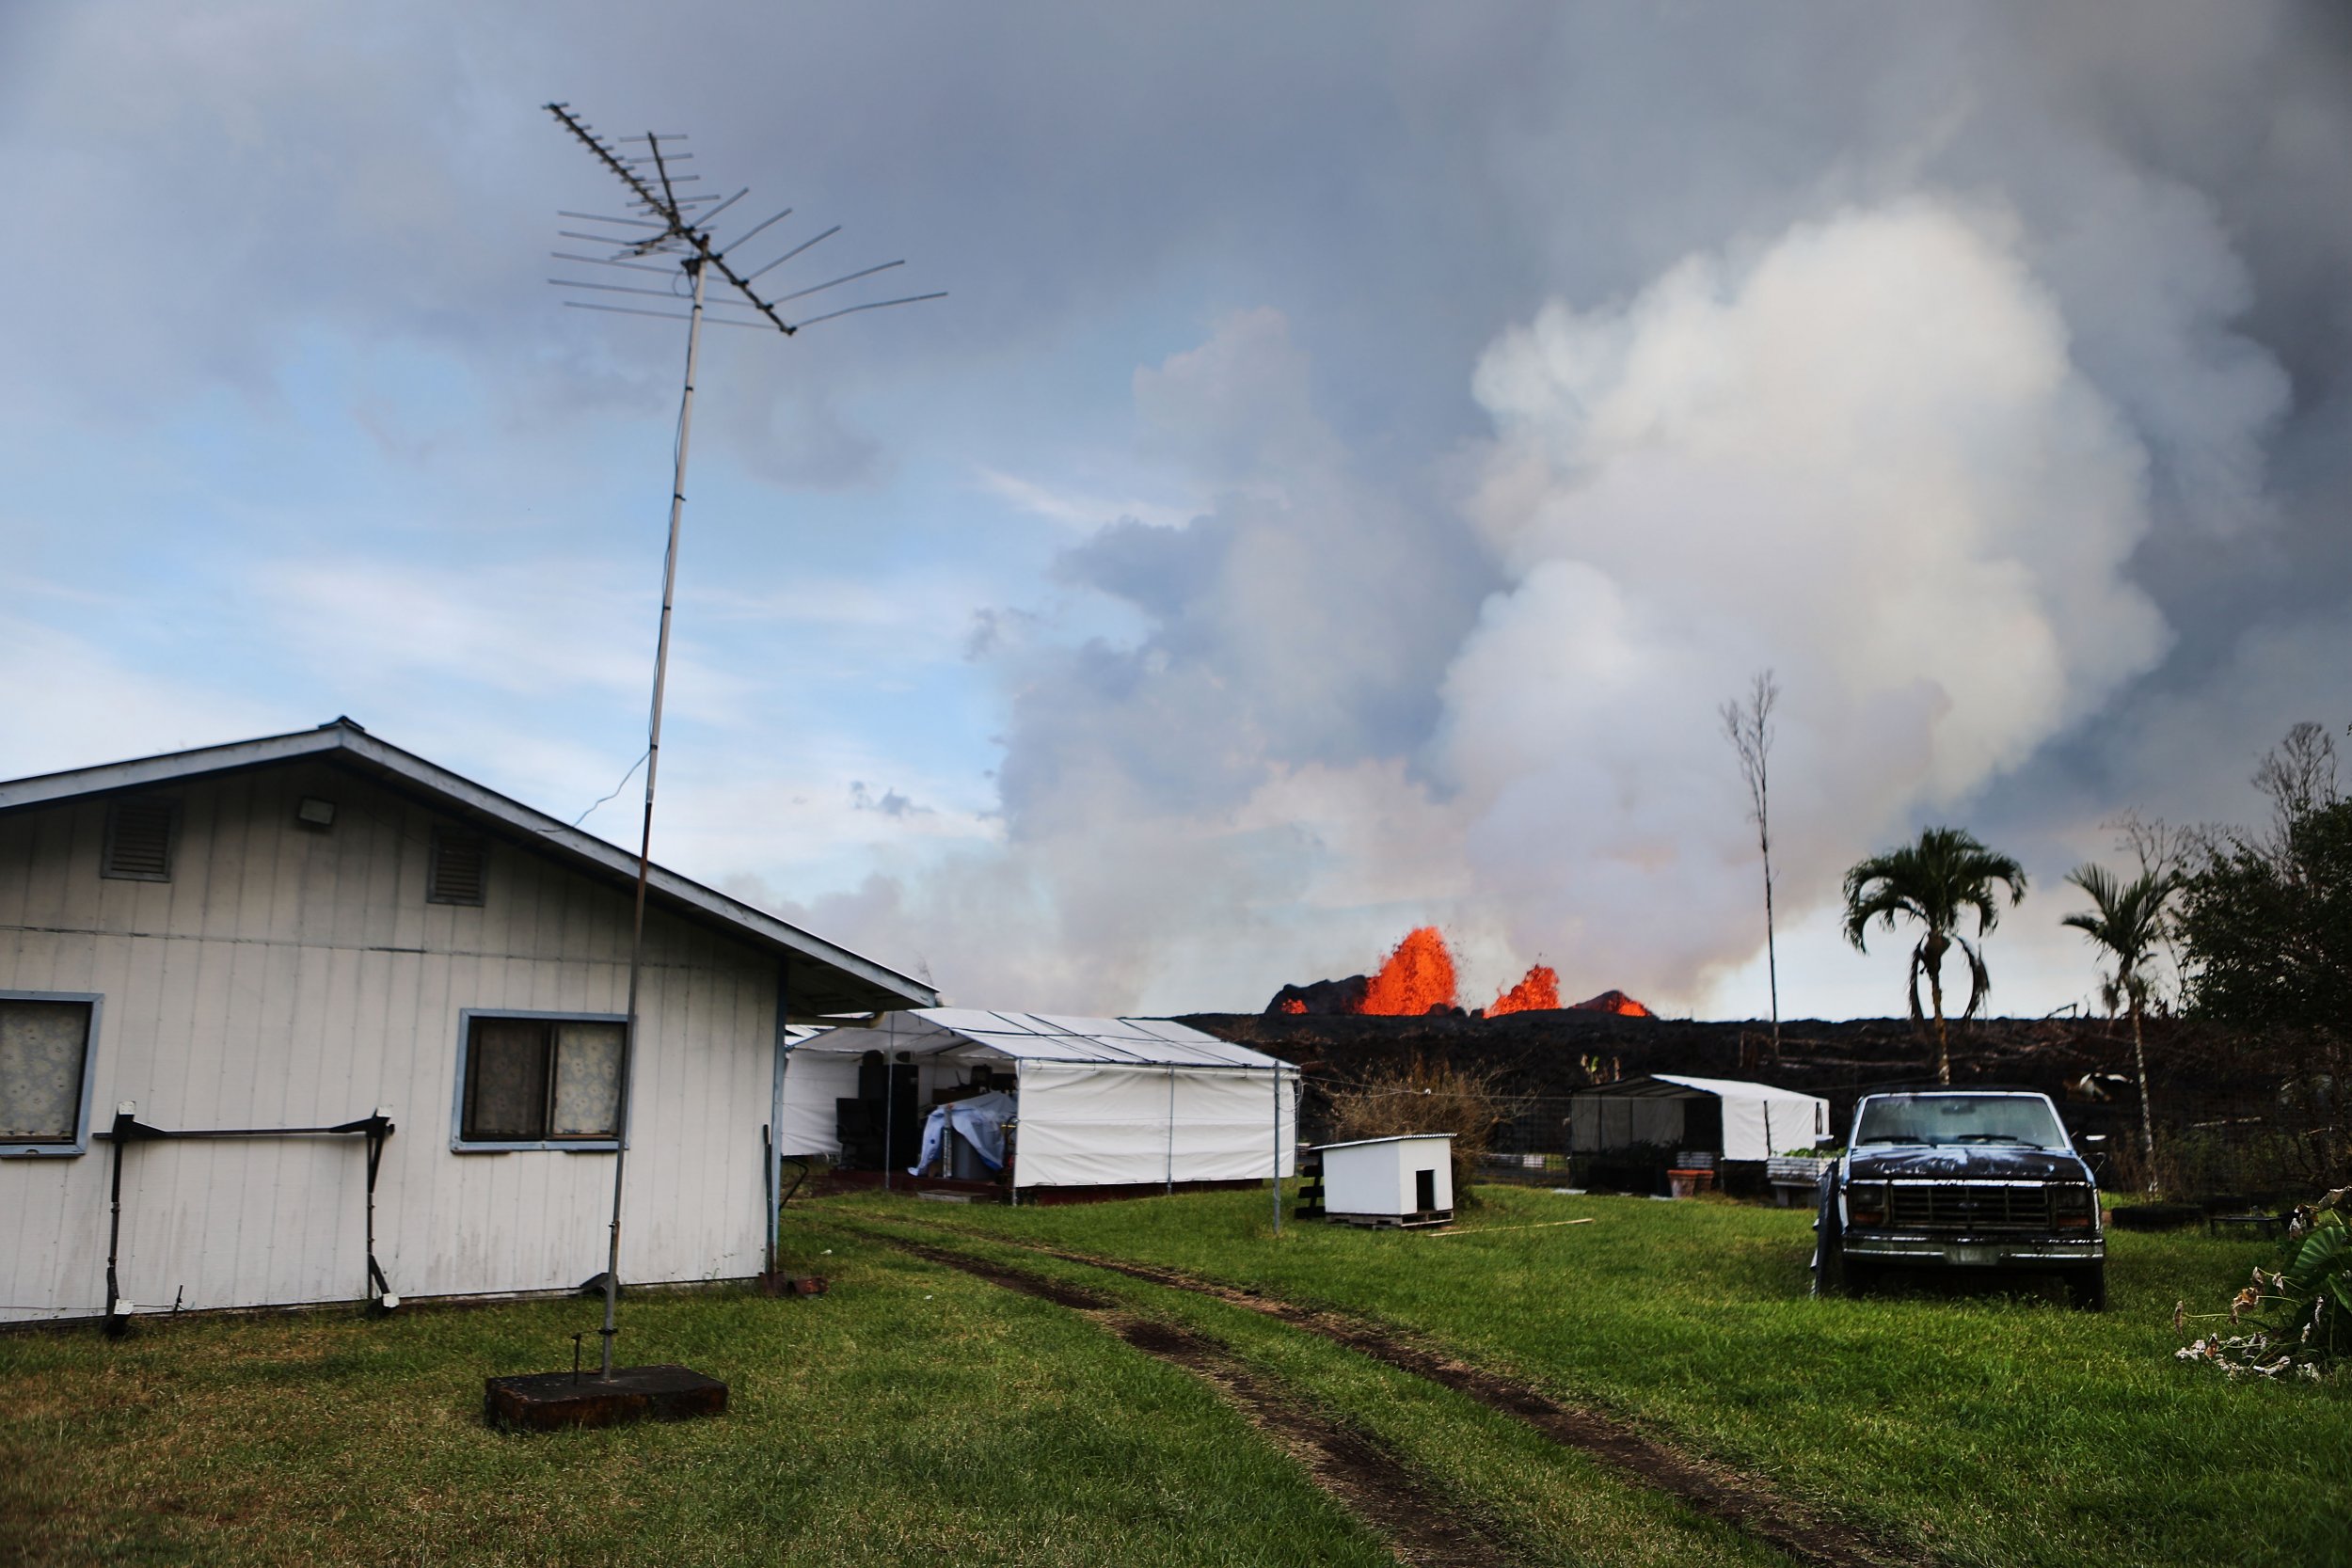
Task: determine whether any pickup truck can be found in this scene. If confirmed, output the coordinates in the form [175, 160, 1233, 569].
[1813, 1089, 2106, 1309]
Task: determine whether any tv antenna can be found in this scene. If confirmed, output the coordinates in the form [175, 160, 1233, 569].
[543, 103, 942, 1382]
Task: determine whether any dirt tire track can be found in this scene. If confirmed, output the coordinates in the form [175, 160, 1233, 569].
[882, 1235, 1511, 1567]
[840, 1218, 1916, 1568]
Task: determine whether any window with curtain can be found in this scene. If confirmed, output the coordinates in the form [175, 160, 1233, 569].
[0, 998, 94, 1146]
[459, 1015, 624, 1145]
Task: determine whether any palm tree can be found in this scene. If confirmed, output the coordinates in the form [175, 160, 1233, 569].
[1842, 827, 2027, 1085]
[2062, 863, 2177, 1193]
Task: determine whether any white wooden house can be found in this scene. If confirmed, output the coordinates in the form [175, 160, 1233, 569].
[0, 719, 935, 1323]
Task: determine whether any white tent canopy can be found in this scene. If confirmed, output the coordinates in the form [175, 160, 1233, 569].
[1566, 1073, 1831, 1162]
[780, 1009, 1298, 1190]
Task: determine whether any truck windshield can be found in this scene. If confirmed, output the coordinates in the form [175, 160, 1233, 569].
[1852, 1095, 2067, 1149]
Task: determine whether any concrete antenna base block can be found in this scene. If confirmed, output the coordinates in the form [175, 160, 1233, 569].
[485, 1364, 727, 1432]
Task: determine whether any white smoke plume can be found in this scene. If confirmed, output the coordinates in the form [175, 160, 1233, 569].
[788, 192, 2296, 1014]
[1442, 198, 2172, 995]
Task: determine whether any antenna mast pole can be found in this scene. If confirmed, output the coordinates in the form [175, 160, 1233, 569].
[602, 253, 705, 1379]
[542, 103, 941, 1382]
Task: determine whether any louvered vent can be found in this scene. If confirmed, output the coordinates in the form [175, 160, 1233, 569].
[428, 829, 487, 907]
[102, 799, 176, 881]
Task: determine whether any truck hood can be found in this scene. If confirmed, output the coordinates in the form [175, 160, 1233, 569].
[1847, 1145, 2090, 1182]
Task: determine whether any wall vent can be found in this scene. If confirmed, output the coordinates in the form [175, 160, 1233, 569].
[428, 829, 487, 907]
[102, 799, 177, 881]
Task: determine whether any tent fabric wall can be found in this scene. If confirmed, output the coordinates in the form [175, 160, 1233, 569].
[1653, 1075, 1829, 1161]
[777, 1049, 861, 1159]
[1010, 1062, 1295, 1189]
[1568, 1096, 1684, 1153]
[1567, 1075, 1830, 1162]
[774, 1010, 1295, 1190]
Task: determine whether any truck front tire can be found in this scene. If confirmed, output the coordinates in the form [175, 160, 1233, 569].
[2066, 1265, 2107, 1311]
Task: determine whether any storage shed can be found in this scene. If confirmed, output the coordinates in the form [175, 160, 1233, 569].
[0, 720, 935, 1324]
[1566, 1074, 1831, 1163]
[779, 1009, 1297, 1196]
[1311, 1133, 1454, 1227]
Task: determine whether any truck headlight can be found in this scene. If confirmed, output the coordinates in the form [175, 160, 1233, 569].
[1846, 1180, 1888, 1227]
[2052, 1183, 2097, 1228]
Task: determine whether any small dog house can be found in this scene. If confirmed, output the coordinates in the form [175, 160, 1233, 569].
[1311, 1133, 1454, 1227]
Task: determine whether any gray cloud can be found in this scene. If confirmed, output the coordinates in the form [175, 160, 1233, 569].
[771, 5, 2352, 1011]
[5, 1, 2348, 1013]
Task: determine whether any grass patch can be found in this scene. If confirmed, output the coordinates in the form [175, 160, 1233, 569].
[14, 1187, 2343, 1567]
[839, 1215, 1788, 1568]
[832, 1184, 2352, 1568]
[0, 1233, 1391, 1568]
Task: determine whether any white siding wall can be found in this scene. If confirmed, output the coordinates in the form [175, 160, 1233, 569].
[0, 762, 782, 1322]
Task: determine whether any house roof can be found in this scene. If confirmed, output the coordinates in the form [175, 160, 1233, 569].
[796, 1008, 1291, 1070]
[0, 718, 938, 1015]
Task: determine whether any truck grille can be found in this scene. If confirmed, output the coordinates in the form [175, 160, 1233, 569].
[1885, 1182, 2049, 1232]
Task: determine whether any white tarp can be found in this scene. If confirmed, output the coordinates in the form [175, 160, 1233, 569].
[1568, 1074, 1830, 1162]
[779, 1009, 1296, 1189]
[778, 1046, 862, 1161]
[1654, 1075, 1830, 1160]
[1011, 1061, 1297, 1188]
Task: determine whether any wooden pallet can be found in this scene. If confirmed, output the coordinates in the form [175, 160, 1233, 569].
[1324, 1209, 1454, 1229]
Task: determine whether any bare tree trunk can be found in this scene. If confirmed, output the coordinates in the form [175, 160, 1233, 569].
[1763, 854, 1780, 1058]
[2131, 994, 2158, 1195]
[1721, 672, 1781, 1056]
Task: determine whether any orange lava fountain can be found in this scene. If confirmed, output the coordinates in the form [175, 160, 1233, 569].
[1277, 996, 1307, 1015]
[1571, 989, 1653, 1018]
[1486, 964, 1560, 1017]
[1358, 926, 1458, 1015]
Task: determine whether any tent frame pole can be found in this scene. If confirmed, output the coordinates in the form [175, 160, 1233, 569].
[1166, 1067, 1176, 1196]
[1270, 1067, 1282, 1238]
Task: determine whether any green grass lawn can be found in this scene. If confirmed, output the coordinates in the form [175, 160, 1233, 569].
[826, 1184, 2352, 1568]
[7, 1187, 2343, 1568]
[0, 1233, 1394, 1568]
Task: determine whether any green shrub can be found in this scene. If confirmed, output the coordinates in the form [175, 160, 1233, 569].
[1323, 1056, 1516, 1205]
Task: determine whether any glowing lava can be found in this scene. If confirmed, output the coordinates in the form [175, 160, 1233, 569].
[1359, 926, 1459, 1015]
[1571, 989, 1653, 1018]
[1314, 927, 1645, 1021]
[1486, 965, 1560, 1017]
[1278, 996, 1307, 1015]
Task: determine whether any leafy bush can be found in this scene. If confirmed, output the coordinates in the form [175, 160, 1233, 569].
[1323, 1056, 1518, 1205]
[2177, 1187, 2352, 1381]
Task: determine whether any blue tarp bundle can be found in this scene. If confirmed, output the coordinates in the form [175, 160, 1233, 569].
[911, 1089, 1015, 1174]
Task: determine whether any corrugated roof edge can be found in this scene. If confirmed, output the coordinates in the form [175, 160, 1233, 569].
[1571, 1074, 1825, 1101]
[927, 1009, 1289, 1069]
[0, 718, 937, 1014]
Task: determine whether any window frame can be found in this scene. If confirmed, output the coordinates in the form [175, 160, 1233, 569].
[0, 991, 103, 1158]
[449, 1007, 629, 1153]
